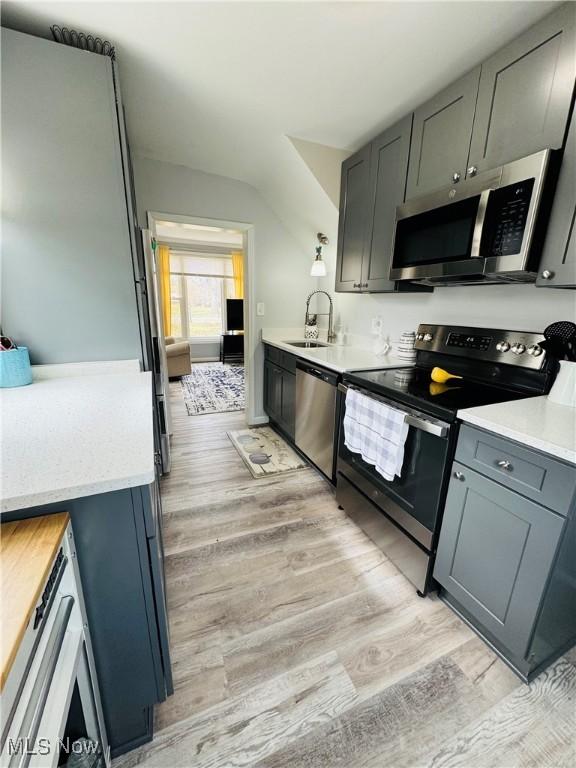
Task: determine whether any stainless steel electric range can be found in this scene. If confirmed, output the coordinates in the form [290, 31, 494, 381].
[336, 324, 556, 596]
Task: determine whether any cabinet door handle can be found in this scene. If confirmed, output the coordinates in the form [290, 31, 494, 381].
[496, 460, 513, 471]
[467, 166, 478, 177]
[453, 471, 465, 481]
[452, 172, 461, 183]
[540, 270, 554, 280]
[353, 282, 360, 288]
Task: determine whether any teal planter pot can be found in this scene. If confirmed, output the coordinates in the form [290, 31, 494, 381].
[0, 347, 33, 387]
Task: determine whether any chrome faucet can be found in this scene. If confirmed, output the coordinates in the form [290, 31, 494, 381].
[305, 290, 336, 342]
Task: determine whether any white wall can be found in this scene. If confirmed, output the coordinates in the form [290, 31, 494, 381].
[132, 154, 315, 420]
[319, 253, 576, 347]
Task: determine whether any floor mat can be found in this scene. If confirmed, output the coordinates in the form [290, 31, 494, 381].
[181, 363, 244, 415]
[228, 426, 308, 477]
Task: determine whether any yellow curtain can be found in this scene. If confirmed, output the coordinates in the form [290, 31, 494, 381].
[158, 245, 172, 337]
[232, 251, 244, 299]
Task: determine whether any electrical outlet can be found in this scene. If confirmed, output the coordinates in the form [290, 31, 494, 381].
[257, 302, 265, 316]
[371, 316, 383, 335]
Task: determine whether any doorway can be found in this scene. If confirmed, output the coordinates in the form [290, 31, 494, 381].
[147, 212, 256, 424]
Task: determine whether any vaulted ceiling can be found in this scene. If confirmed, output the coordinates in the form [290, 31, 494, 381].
[2, 1, 560, 250]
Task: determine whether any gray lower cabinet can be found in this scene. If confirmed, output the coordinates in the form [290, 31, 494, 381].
[264, 347, 296, 440]
[536, 103, 576, 288]
[435, 425, 576, 680]
[264, 360, 282, 424]
[1, 484, 172, 757]
[280, 370, 296, 438]
[335, 146, 371, 291]
[468, 3, 576, 175]
[434, 461, 564, 658]
[406, 67, 480, 200]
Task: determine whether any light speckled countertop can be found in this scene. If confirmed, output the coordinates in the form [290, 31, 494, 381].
[458, 396, 576, 465]
[1, 367, 155, 513]
[261, 330, 411, 373]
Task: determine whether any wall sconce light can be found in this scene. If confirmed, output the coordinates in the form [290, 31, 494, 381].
[310, 232, 328, 277]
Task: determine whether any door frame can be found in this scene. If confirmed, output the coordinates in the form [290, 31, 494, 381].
[146, 211, 256, 425]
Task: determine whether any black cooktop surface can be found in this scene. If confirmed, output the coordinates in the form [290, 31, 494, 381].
[343, 366, 535, 422]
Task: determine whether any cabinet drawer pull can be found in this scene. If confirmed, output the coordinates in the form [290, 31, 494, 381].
[496, 460, 513, 471]
[453, 471, 465, 481]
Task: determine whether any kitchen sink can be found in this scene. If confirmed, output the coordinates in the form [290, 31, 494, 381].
[286, 341, 329, 348]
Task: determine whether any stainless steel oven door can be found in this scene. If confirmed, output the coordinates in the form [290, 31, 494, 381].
[337, 384, 452, 551]
[390, 150, 550, 283]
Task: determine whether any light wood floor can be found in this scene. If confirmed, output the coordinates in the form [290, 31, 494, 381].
[117, 383, 576, 768]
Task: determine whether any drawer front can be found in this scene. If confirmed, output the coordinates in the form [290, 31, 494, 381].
[456, 425, 575, 515]
[264, 343, 282, 365]
[280, 350, 297, 374]
[263, 344, 297, 373]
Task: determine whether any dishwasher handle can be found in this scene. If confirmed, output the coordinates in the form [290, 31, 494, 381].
[297, 362, 338, 386]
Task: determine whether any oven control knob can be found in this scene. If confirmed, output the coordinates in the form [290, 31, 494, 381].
[511, 343, 526, 355]
[416, 333, 424, 341]
[496, 341, 510, 352]
[423, 333, 433, 342]
[527, 344, 543, 357]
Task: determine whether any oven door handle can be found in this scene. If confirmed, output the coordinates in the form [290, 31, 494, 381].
[338, 383, 449, 438]
[404, 414, 448, 437]
[9, 596, 75, 768]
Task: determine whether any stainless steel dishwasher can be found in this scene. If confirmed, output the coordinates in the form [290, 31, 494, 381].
[295, 361, 338, 480]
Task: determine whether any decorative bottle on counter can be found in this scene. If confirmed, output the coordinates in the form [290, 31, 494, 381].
[304, 314, 319, 340]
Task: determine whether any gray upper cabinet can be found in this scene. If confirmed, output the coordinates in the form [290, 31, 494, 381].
[335, 4, 576, 292]
[537, 105, 576, 288]
[434, 461, 565, 659]
[335, 146, 371, 291]
[335, 118, 430, 293]
[468, 3, 576, 174]
[406, 68, 480, 200]
[363, 116, 413, 291]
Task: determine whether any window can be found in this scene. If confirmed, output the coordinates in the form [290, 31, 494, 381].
[168, 252, 238, 339]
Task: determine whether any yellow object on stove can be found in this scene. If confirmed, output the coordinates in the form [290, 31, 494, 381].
[430, 367, 463, 384]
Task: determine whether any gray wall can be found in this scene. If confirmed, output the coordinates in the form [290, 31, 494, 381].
[1, 29, 142, 364]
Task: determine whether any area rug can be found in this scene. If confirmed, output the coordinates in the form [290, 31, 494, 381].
[228, 426, 308, 477]
[181, 363, 244, 415]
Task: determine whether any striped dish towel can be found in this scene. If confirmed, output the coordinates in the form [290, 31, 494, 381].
[343, 388, 409, 481]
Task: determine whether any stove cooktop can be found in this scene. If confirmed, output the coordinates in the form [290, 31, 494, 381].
[343, 365, 536, 422]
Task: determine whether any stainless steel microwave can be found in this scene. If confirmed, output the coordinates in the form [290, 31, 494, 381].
[390, 150, 557, 286]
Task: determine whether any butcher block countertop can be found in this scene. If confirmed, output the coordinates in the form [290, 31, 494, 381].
[1, 513, 69, 690]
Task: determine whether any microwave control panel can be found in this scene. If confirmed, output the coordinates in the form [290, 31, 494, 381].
[485, 178, 535, 257]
